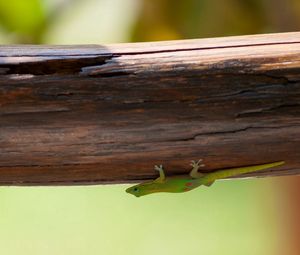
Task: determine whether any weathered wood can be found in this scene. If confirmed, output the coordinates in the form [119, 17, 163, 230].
[0, 32, 299, 185]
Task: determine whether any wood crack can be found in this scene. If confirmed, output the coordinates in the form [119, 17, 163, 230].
[236, 103, 300, 118]
[169, 124, 300, 142]
[0, 55, 113, 75]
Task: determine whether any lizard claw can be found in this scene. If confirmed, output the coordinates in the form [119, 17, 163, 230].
[154, 165, 163, 172]
[190, 159, 205, 168]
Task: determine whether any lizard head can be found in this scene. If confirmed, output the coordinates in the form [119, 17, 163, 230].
[126, 182, 158, 197]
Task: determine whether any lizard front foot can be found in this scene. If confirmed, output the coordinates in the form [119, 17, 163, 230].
[190, 159, 205, 178]
[190, 159, 205, 169]
[154, 165, 165, 183]
[154, 165, 163, 172]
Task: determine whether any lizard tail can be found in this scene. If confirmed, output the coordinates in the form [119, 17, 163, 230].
[201, 161, 285, 184]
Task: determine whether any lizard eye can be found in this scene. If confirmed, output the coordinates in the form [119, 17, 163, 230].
[133, 187, 139, 192]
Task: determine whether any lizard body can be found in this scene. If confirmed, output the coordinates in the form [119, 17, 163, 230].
[126, 160, 285, 197]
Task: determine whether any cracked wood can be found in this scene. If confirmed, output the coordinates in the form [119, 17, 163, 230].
[0, 32, 299, 185]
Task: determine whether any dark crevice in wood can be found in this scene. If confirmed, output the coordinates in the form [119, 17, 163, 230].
[236, 103, 300, 118]
[1, 55, 112, 75]
[85, 71, 135, 78]
[166, 124, 300, 142]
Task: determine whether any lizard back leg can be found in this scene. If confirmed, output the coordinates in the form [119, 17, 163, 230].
[189, 159, 205, 179]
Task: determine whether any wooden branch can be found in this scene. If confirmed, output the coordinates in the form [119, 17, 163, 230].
[0, 32, 299, 185]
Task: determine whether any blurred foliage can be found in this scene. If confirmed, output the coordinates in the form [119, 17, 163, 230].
[0, 0, 46, 43]
[132, 0, 300, 41]
[0, 0, 137, 44]
[0, 0, 299, 43]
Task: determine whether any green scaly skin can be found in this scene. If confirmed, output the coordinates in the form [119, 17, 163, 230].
[126, 160, 285, 197]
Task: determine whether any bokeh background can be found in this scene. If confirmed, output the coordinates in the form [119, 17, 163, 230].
[0, 0, 299, 254]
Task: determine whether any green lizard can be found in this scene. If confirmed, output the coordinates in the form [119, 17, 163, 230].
[126, 160, 285, 197]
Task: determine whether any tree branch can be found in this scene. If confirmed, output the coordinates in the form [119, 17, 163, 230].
[0, 32, 299, 185]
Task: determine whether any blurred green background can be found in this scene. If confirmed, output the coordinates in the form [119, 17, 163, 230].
[0, 0, 299, 254]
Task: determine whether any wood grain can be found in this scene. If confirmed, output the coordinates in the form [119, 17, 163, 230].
[0, 32, 299, 185]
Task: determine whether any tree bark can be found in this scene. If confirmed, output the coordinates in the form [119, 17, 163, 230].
[0, 32, 299, 185]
